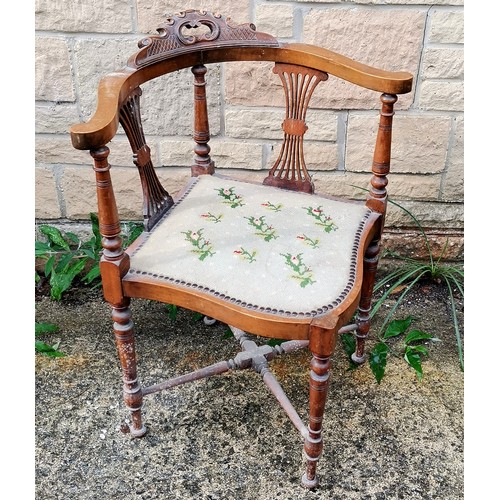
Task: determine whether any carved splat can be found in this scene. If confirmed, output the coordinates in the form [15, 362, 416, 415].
[119, 88, 174, 230]
[129, 10, 278, 69]
[264, 64, 328, 194]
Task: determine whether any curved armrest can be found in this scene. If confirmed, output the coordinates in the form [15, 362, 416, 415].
[70, 31, 412, 152]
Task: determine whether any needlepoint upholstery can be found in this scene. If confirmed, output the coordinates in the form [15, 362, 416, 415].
[128, 174, 372, 317]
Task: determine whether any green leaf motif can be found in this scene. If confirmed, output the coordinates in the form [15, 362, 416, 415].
[182, 229, 215, 261]
[303, 206, 338, 233]
[261, 201, 283, 212]
[245, 216, 278, 241]
[215, 187, 244, 208]
[369, 342, 389, 384]
[280, 253, 315, 287]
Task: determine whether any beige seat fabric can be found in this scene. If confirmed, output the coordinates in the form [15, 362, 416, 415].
[128, 174, 372, 318]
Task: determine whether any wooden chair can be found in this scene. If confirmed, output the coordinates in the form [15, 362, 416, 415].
[70, 10, 412, 488]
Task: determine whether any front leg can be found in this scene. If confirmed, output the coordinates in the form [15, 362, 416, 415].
[112, 300, 146, 437]
[302, 323, 337, 488]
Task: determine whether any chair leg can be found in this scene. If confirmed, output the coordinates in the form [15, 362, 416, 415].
[112, 300, 146, 437]
[353, 239, 381, 364]
[302, 328, 334, 489]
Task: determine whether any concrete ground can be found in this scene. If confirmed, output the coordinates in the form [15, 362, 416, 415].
[35, 281, 463, 499]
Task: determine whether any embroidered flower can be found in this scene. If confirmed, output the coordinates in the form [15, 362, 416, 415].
[303, 206, 338, 233]
[245, 215, 278, 241]
[233, 246, 257, 263]
[281, 252, 315, 288]
[261, 201, 283, 212]
[215, 187, 244, 208]
[181, 228, 215, 261]
[200, 212, 223, 223]
[297, 234, 320, 249]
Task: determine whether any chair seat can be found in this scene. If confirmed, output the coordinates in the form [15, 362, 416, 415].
[127, 174, 374, 318]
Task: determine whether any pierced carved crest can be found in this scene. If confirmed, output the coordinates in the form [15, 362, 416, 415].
[129, 10, 278, 68]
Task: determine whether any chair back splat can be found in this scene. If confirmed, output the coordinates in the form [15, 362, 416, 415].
[70, 9, 413, 489]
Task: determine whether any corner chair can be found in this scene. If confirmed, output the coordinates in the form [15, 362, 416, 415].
[70, 9, 412, 489]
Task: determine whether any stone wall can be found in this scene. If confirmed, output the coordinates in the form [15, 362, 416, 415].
[35, 0, 464, 259]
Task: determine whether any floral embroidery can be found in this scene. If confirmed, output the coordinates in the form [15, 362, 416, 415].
[200, 212, 223, 223]
[181, 229, 215, 261]
[245, 215, 278, 241]
[281, 253, 315, 288]
[303, 206, 338, 233]
[215, 187, 244, 208]
[233, 246, 257, 263]
[261, 201, 283, 212]
[296, 234, 320, 249]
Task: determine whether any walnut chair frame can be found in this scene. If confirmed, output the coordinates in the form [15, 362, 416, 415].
[70, 10, 412, 489]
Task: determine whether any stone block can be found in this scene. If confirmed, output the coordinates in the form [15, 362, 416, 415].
[302, 8, 425, 109]
[59, 166, 97, 219]
[422, 48, 464, 80]
[418, 81, 464, 112]
[345, 0, 463, 4]
[428, 10, 464, 44]
[224, 61, 284, 108]
[36, 136, 154, 167]
[255, 4, 294, 38]
[140, 66, 221, 137]
[136, 0, 251, 33]
[35, 167, 61, 219]
[35, 0, 132, 33]
[442, 115, 464, 201]
[159, 138, 263, 169]
[73, 39, 140, 121]
[207, 140, 264, 170]
[60, 166, 145, 220]
[35, 38, 74, 102]
[312, 171, 441, 201]
[385, 199, 463, 229]
[36, 103, 80, 134]
[346, 114, 451, 174]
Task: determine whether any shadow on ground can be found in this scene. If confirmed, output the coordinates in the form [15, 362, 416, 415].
[35, 279, 463, 499]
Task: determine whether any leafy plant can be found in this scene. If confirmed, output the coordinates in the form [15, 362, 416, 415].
[342, 316, 439, 383]
[35, 322, 64, 357]
[35, 213, 143, 300]
[351, 186, 464, 371]
[371, 198, 464, 371]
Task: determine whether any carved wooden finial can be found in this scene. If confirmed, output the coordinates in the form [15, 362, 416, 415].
[128, 10, 278, 68]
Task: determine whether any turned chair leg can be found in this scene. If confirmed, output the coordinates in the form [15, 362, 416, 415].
[112, 300, 146, 437]
[353, 240, 381, 364]
[302, 327, 335, 489]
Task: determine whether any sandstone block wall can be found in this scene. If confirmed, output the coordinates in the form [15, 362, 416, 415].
[35, 0, 464, 259]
